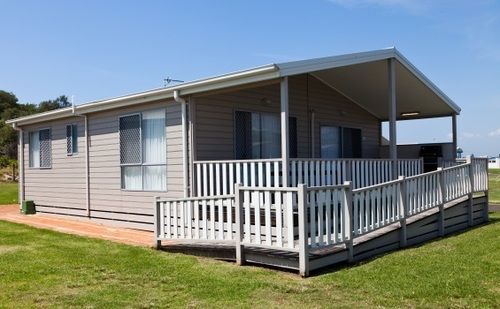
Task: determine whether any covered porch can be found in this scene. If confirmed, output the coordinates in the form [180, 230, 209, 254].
[154, 49, 488, 276]
[186, 50, 460, 197]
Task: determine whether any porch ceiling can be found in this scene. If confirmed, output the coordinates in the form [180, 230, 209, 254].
[309, 59, 456, 121]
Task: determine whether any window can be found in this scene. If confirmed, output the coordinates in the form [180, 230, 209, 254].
[120, 109, 166, 191]
[66, 124, 78, 155]
[320, 126, 341, 158]
[320, 126, 362, 159]
[342, 127, 362, 158]
[234, 111, 297, 159]
[29, 129, 51, 168]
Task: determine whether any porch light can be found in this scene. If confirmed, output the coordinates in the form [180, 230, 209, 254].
[400, 111, 420, 117]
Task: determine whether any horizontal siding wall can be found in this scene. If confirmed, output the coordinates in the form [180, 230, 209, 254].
[194, 74, 380, 160]
[23, 100, 184, 230]
[305, 75, 380, 158]
[87, 100, 184, 229]
[23, 117, 87, 216]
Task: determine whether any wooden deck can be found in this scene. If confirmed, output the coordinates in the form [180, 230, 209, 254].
[159, 194, 489, 274]
[155, 158, 489, 276]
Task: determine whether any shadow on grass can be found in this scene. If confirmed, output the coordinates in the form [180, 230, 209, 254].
[310, 215, 499, 277]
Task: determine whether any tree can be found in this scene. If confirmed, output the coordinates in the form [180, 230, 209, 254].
[0, 92, 70, 160]
[37, 95, 71, 113]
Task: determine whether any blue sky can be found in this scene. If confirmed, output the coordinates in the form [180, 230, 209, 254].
[1, 0, 499, 156]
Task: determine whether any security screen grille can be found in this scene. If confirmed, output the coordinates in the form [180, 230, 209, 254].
[120, 114, 141, 164]
[66, 124, 78, 155]
[29, 129, 51, 168]
[39, 129, 52, 167]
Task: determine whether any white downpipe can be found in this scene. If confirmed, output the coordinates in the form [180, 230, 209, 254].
[174, 90, 189, 198]
[84, 115, 90, 217]
[72, 106, 91, 218]
[11, 123, 24, 209]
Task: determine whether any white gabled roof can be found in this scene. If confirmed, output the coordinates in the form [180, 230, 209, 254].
[7, 47, 460, 126]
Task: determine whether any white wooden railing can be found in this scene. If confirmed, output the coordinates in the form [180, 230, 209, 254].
[154, 195, 236, 242]
[307, 184, 352, 248]
[471, 157, 488, 192]
[194, 159, 282, 197]
[352, 179, 403, 235]
[237, 186, 299, 251]
[194, 158, 423, 196]
[156, 157, 487, 276]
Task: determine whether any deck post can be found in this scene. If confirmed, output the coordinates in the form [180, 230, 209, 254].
[153, 196, 162, 249]
[437, 168, 445, 236]
[280, 77, 290, 186]
[235, 184, 245, 265]
[398, 176, 407, 247]
[466, 155, 474, 226]
[452, 114, 457, 159]
[297, 184, 309, 277]
[388, 58, 398, 179]
[344, 181, 354, 262]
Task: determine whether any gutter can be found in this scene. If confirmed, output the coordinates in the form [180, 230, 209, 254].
[11, 123, 24, 209]
[174, 90, 190, 198]
[6, 64, 279, 127]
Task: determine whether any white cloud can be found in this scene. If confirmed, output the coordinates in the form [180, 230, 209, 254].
[462, 132, 480, 138]
[488, 128, 500, 137]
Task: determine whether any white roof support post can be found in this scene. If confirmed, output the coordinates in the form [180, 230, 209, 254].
[388, 58, 398, 178]
[280, 77, 290, 186]
[188, 97, 197, 197]
[452, 113, 457, 159]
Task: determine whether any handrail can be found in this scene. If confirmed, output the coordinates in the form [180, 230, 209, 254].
[156, 194, 235, 203]
[194, 158, 282, 164]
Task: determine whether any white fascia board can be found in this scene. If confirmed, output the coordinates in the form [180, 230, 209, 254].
[7, 64, 279, 126]
[393, 49, 461, 115]
[276, 48, 396, 76]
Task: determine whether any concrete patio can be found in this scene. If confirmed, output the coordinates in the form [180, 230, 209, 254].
[0, 205, 154, 247]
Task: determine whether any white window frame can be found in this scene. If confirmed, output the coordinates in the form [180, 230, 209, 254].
[119, 109, 167, 192]
[29, 127, 52, 169]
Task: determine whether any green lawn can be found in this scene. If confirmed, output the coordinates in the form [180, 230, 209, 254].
[0, 182, 18, 205]
[0, 214, 499, 308]
[488, 169, 500, 203]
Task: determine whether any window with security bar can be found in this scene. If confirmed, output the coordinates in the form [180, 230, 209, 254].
[66, 124, 78, 155]
[29, 128, 52, 168]
[234, 111, 297, 159]
[119, 109, 166, 191]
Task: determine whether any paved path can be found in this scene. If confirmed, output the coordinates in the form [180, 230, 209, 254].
[0, 205, 154, 247]
[490, 203, 500, 212]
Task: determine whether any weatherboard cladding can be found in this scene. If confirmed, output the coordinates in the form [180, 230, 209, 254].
[194, 74, 380, 161]
[23, 100, 183, 229]
[22, 75, 379, 229]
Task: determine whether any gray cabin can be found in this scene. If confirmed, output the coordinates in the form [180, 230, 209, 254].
[7, 48, 489, 276]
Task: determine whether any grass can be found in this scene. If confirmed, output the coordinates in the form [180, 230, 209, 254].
[0, 182, 18, 205]
[0, 214, 499, 308]
[488, 169, 500, 204]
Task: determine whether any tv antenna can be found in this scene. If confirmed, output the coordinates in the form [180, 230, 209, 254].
[164, 77, 184, 87]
